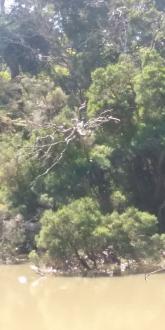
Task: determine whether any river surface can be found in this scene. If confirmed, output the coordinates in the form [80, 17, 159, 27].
[0, 264, 165, 330]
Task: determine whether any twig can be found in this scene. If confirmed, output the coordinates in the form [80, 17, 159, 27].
[145, 267, 165, 280]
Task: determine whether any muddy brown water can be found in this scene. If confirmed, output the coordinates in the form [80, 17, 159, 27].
[0, 264, 165, 330]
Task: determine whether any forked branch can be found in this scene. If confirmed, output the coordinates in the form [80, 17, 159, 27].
[29, 109, 120, 183]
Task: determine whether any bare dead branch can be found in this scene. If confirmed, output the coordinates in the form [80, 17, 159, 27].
[27, 109, 120, 184]
[145, 266, 165, 280]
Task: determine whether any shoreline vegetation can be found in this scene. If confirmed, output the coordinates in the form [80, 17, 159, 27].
[29, 261, 165, 278]
[1, 254, 165, 278]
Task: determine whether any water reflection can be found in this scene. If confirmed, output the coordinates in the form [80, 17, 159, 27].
[0, 265, 165, 330]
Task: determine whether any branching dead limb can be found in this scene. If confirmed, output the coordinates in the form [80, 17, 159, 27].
[27, 109, 120, 183]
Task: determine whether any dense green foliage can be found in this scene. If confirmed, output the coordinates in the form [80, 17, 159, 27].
[0, 0, 165, 269]
[37, 198, 165, 270]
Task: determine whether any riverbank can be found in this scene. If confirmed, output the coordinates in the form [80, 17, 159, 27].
[0, 255, 28, 265]
[29, 260, 164, 278]
[0, 252, 164, 278]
